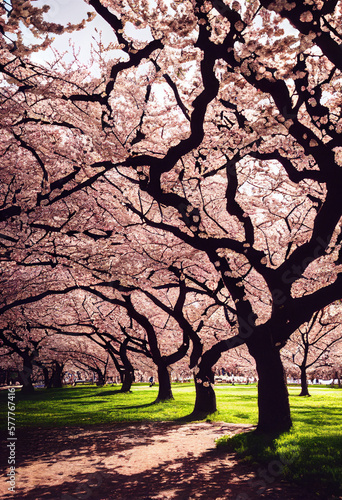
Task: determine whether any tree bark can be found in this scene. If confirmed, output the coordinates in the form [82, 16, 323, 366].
[95, 367, 105, 386]
[251, 338, 292, 434]
[193, 362, 217, 415]
[19, 356, 35, 393]
[42, 366, 51, 388]
[119, 339, 135, 392]
[120, 368, 134, 392]
[51, 361, 63, 388]
[299, 365, 310, 396]
[156, 363, 173, 401]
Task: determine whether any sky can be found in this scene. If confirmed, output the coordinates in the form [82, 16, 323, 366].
[28, 0, 152, 68]
[23, 0, 299, 70]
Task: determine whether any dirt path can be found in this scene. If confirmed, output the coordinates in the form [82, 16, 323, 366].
[0, 421, 314, 500]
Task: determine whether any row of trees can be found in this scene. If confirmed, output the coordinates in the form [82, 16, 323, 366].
[1, 0, 342, 433]
[2, 301, 341, 395]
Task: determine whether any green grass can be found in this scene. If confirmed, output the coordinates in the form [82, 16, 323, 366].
[0, 382, 261, 429]
[1, 383, 341, 498]
[0, 383, 196, 429]
[216, 385, 342, 499]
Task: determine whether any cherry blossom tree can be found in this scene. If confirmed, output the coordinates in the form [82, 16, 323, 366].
[0, 317, 69, 391]
[1, 0, 342, 433]
[78, 0, 342, 432]
[58, 339, 112, 386]
[282, 303, 342, 395]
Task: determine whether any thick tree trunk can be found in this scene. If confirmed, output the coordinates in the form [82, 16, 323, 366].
[252, 340, 292, 434]
[120, 369, 134, 392]
[42, 367, 51, 388]
[19, 357, 35, 393]
[119, 338, 135, 392]
[95, 368, 105, 386]
[299, 366, 310, 396]
[193, 362, 217, 415]
[156, 363, 173, 401]
[118, 369, 124, 384]
[51, 362, 63, 388]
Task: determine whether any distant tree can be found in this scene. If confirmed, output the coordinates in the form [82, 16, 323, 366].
[0, 321, 66, 391]
[282, 305, 342, 396]
[0, 322, 47, 393]
[61, 342, 111, 386]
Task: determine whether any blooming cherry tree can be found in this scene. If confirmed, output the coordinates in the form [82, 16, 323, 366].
[1, 0, 342, 432]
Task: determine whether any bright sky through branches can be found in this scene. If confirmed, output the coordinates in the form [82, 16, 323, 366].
[28, 0, 152, 69]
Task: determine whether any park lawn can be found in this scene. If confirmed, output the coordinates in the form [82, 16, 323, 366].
[216, 385, 342, 499]
[0, 383, 257, 429]
[0, 383, 195, 429]
[0, 383, 261, 429]
[0, 383, 341, 497]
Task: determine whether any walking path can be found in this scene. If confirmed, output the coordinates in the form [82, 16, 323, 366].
[0, 421, 315, 499]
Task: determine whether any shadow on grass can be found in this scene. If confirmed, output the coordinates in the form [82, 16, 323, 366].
[176, 410, 220, 423]
[61, 399, 110, 405]
[114, 401, 159, 410]
[292, 407, 342, 426]
[116, 396, 180, 410]
[287, 433, 342, 498]
[216, 429, 342, 499]
[92, 389, 123, 397]
[4, 387, 103, 402]
[216, 429, 280, 458]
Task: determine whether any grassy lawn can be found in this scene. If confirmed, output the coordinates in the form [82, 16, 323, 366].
[0, 383, 341, 497]
[1, 382, 260, 429]
[217, 385, 342, 499]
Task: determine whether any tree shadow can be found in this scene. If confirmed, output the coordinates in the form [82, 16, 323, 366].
[0, 422, 178, 470]
[217, 428, 281, 455]
[92, 389, 123, 397]
[176, 410, 220, 423]
[1, 421, 337, 499]
[61, 400, 109, 405]
[114, 401, 159, 410]
[11, 432, 314, 500]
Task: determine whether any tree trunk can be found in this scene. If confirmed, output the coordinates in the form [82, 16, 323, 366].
[19, 356, 35, 393]
[42, 367, 51, 388]
[118, 368, 124, 384]
[299, 365, 310, 396]
[120, 369, 134, 392]
[119, 338, 135, 392]
[193, 362, 217, 416]
[156, 363, 173, 401]
[95, 368, 105, 386]
[51, 361, 63, 388]
[251, 339, 292, 434]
